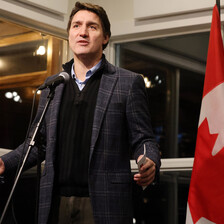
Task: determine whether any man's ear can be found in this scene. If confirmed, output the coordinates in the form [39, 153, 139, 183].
[103, 35, 110, 45]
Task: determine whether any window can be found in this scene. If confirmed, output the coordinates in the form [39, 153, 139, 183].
[0, 19, 66, 149]
[115, 31, 208, 224]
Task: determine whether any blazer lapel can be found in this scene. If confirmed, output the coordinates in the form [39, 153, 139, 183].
[90, 69, 117, 160]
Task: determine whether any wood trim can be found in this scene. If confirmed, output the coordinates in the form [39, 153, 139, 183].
[0, 32, 43, 47]
[0, 71, 48, 89]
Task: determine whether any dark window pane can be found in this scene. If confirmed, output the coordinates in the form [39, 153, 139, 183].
[133, 171, 191, 224]
[178, 69, 204, 157]
[0, 87, 40, 149]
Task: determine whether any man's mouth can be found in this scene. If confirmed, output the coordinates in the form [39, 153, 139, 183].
[77, 40, 89, 45]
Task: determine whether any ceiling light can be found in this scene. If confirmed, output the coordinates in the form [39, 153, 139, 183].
[144, 77, 151, 88]
[5, 92, 13, 99]
[36, 45, 46, 55]
[12, 91, 18, 97]
[13, 95, 21, 102]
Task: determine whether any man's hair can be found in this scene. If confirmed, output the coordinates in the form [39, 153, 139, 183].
[67, 1, 111, 50]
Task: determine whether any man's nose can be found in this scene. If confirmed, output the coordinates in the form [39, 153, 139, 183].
[79, 26, 88, 37]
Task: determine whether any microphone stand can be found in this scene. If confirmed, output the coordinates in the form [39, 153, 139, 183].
[0, 87, 56, 224]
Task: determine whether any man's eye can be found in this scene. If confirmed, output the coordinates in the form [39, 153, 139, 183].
[90, 26, 96, 30]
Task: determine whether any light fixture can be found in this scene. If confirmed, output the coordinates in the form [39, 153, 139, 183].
[12, 91, 18, 97]
[13, 95, 21, 102]
[5, 91, 22, 103]
[155, 75, 159, 81]
[36, 45, 46, 55]
[0, 59, 5, 69]
[144, 77, 151, 88]
[32, 90, 41, 95]
[5, 92, 13, 99]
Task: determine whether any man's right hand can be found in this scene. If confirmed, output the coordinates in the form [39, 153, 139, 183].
[0, 158, 5, 175]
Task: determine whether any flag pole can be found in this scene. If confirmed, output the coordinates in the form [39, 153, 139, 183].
[216, 0, 220, 16]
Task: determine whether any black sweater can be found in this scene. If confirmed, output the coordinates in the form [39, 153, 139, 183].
[55, 59, 104, 197]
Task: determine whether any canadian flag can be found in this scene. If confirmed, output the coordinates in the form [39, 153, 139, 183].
[186, 5, 224, 224]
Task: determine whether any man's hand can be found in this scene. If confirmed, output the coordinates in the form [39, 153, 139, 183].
[134, 156, 156, 187]
[0, 158, 5, 175]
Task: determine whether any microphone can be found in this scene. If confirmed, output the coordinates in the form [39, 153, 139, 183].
[38, 72, 70, 90]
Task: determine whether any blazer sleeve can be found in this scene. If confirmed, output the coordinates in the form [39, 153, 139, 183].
[126, 74, 161, 170]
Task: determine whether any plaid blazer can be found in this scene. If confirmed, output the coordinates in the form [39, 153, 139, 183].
[2, 59, 160, 224]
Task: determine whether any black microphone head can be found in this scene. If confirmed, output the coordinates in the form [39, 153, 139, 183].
[38, 72, 70, 90]
[59, 72, 70, 83]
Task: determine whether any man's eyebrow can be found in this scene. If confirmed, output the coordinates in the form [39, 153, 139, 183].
[71, 20, 81, 25]
[71, 20, 100, 26]
[88, 22, 99, 26]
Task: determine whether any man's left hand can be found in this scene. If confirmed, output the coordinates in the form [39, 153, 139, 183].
[134, 156, 156, 187]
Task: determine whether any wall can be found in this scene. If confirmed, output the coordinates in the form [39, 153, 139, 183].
[0, 0, 70, 38]
[1, 0, 224, 40]
[86, 0, 224, 39]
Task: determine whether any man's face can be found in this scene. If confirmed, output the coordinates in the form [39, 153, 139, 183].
[68, 10, 109, 60]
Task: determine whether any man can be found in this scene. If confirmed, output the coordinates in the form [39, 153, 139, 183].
[0, 2, 161, 224]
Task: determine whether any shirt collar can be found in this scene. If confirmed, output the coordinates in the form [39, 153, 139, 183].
[71, 60, 102, 84]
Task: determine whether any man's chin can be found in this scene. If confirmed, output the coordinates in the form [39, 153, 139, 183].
[74, 51, 101, 59]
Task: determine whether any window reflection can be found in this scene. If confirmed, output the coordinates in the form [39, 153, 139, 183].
[0, 19, 65, 149]
[116, 32, 207, 158]
[0, 39, 48, 76]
